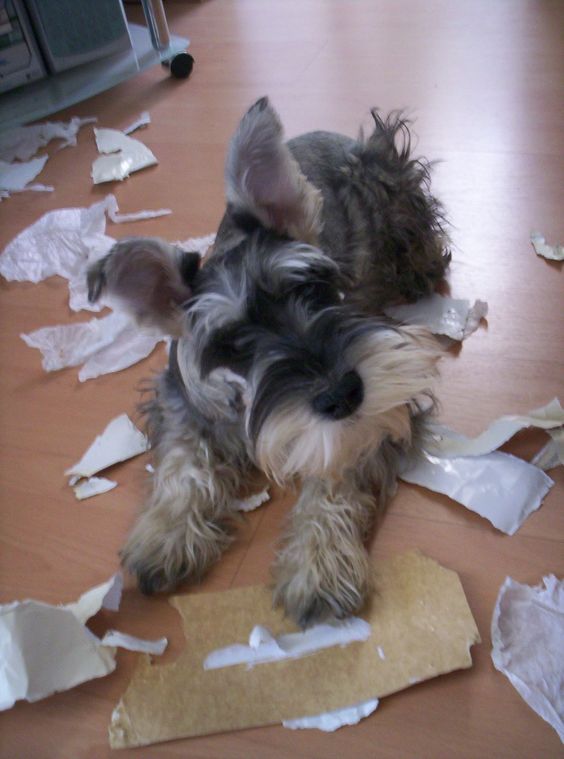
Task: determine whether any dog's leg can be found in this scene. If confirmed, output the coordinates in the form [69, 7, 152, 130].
[272, 476, 377, 628]
[122, 424, 243, 595]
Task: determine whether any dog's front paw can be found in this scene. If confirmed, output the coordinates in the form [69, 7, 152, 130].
[120, 519, 189, 595]
[272, 550, 372, 628]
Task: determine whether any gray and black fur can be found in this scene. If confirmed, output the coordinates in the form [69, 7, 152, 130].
[88, 97, 449, 627]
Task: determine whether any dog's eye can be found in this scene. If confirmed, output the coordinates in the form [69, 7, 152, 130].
[200, 326, 255, 377]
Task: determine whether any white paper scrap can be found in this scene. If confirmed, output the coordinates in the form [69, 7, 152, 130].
[122, 111, 151, 136]
[65, 413, 149, 480]
[0, 116, 97, 162]
[427, 399, 564, 459]
[491, 575, 564, 742]
[100, 631, 167, 655]
[0, 573, 167, 711]
[530, 232, 564, 262]
[177, 233, 216, 259]
[401, 450, 553, 535]
[91, 128, 157, 184]
[283, 698, 379, 732]
[0, 155, 48, 193]
[203, 618, 371, 670]
[531, 428, 564, 471]
[73, 476, 118, 501]
[385, 294, 488, 340]
[233, 488, 270, 512]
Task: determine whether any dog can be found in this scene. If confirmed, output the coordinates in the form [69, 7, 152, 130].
[87, 97, 450, 627]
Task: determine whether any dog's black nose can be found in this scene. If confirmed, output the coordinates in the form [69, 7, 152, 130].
[312, 370, 364, 420]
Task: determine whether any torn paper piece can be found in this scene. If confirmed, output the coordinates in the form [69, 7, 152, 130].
[73, 476, 118, 501]
[283, 698, 379, 732]
[233, 488, 270, 512]
[177, 233, 216, 259]
[0, 116, 96, 162]
[531, 428, 564, 471]
[65, 413, 149, 480]
[0, 155, 48, 194]
[427, 398, 564, 459]
[100, 631, 167, 656]
[401, 450, 553, 535]
[109, 551, 480, 747]
[204, 618, 371, 670]
[530, 232, 564, 262]
[91, 128, 157, 184]
[491, 575, 564, 742]
[123, 111, 151, 136]
[0, 573, 167, 711]
[385, 294, 488, 340]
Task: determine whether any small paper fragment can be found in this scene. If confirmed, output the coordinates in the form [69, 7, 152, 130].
[122, 111, 151, 136]
[0, 116, 96, 162]
[73, 476, 118, 500]
[531, 428, 564, 471]
[101, 631, 168, 655]
[283, 698, 379, 732]
[491, 575, 564, 742]
[0, 155, 48, 192]
[233, 488, 270, 512]
[530, 232, 564, 262]
[91, 128, 157, 184]
[385, 294, 488, 340]
[65, 413, 149, 480]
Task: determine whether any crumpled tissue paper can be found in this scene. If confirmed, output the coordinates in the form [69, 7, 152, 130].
[0, 573, 167, 711]
[491, 574, 563, 742]
[385, 294, 488, 340]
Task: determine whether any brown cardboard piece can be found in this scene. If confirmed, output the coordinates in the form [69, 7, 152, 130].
[109, 551, 480, 748]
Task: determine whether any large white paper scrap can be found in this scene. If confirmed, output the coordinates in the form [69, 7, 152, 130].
[427, 399, 564, 458]
[65, 413, 149, 480]
[491, 575, 564, 742]
[122, 111, 151, 136]
[91, 128, 157, 184]
[233, 488, 270, 512]
[203, 618, 371, 670]
[530, 232, 564, 262]
[385, 294, 488, 340]
[0, 116, 96, 162]
[73, 476, 118, 501]
[283, 698, 379, 732]
[401, 450, 553, 535]
[0, 573, 167, 711]
[531, 428, 564, 471]
[0, 155, 48, 192]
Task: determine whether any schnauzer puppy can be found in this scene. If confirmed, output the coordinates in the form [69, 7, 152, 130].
[88, 97, 449, 627]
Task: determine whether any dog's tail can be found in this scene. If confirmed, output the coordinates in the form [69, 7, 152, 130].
[87, 237, 201, 337]
[347, 111, 451, 307]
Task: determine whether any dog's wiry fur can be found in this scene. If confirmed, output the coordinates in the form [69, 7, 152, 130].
[88, 97, 449, 627]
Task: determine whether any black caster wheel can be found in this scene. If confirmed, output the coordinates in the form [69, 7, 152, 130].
[166, 52, 194, 79]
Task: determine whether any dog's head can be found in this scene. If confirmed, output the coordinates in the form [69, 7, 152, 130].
[89, 98, 440, 482]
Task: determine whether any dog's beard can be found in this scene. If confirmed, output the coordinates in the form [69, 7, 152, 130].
[249, 326, 440, 483]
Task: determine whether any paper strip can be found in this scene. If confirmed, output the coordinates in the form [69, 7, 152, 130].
[385, 294, 488, 340]
[204, 618, 372, 670]
[491, 575, 564, 742]
[64, 413, 149, 480]
[0, 116, 96, 162]
[73, 476, 118, 500]
[100, 631, 168, 655]
[233, 488, 270, 512]
[283, 698, 379, 731]
[401, 450, 553, 535]
[530, 232, 564, 262]
[91, 128, 158, 184]
[122, 111, 151, 136]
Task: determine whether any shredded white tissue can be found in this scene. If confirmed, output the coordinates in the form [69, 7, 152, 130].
[100, 631, 167, 655]
[0, 155, 49, 193]
[73, 476, 118, 501]
[203, 618, 371, 670]
[65, 413, 149, 481]
[427, 399, 564, 459]
[0, 116, 96, 162]
[385, 294, 488, 340]
[122, 111, 151, 136]
[530, 232, 564, 262]
[177, 233, 216, 259]
[401, 450, 553, 535]
[531, 428, 564, 471]
[491, 575, 564, 742]
[233, 488, 271, 512]
[91, 127, 157, 184]
[283, 698, 379, 732]
[0, 573, 166, 711]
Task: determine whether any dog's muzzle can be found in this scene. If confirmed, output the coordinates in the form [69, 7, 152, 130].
[311, 370, 364, 420]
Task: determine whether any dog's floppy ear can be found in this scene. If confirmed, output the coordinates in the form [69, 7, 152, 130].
[87, 237, 200, 336]
[225, 97, 323, 243]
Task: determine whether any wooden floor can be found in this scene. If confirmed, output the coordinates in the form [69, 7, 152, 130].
[1, 1, 563, 757]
